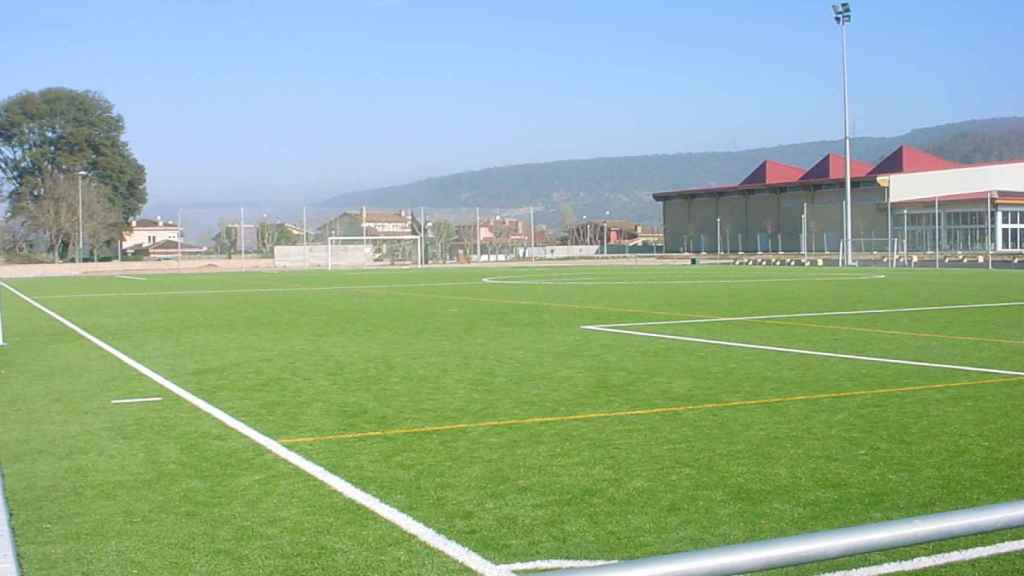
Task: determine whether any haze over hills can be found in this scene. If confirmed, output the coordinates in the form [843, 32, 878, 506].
[321, 117, 1024, 227]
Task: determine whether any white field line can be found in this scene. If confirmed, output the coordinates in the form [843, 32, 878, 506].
[582, 325, 1024, 377]
[35, 280, 483, 300]
[816, 538, 1024, 576]
[481, 273, 885, 286]
[0, 281, 510, 576]
[110, 397, 163, 405]
[501, 559, 617, 571]
[594, 301, 1024, 329]
[114, 275, 146, 281]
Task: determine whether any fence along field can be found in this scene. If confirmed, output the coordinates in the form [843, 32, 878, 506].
[0, 265, 1022, 575]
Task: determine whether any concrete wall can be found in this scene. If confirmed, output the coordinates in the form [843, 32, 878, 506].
[659, 183, 889, 253]
[888, 162, 1024, 202]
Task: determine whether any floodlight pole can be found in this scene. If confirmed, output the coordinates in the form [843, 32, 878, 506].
[934, 197, 940, 269]
[834, 3, 854, 266]
[475, 207, 481, 261]
[420, 206, 426, 265]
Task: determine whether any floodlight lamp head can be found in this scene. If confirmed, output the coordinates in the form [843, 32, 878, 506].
[77, 170, 88, 176]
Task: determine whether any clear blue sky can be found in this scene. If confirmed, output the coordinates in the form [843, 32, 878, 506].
[2, 0, 1020, 210]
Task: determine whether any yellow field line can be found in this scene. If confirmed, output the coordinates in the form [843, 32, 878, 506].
[757, 319, 1024, 346]
[279, 375, 1023, 445]
[369, 289, 1023, 345]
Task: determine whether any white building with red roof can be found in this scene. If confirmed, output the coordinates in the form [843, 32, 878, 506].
[655, 145, 1024, 256]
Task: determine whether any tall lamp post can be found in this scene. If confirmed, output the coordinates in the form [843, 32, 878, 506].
[76, 171, 88, 263]
[833, 2, 853, 266]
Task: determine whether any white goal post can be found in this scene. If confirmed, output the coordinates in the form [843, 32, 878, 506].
[327, 235, 423, 270]
[0, 288, 5, 346]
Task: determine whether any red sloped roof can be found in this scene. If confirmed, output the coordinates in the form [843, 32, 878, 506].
[739, 160, 806, 186]
[799, 153, 872, 181]
[867, 145, 961, 176]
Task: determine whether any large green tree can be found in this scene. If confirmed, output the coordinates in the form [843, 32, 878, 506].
[0, 87, 146, 221]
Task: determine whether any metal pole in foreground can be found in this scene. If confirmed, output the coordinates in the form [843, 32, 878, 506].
[551, 500, 1024, 576]
[833, 3, 853, 266]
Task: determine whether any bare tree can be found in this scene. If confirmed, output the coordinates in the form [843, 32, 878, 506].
[22, 172, 77, 261]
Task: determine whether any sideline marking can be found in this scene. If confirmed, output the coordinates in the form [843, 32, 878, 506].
[482, 272, 885, 285]
[114, 275, 146, 281]
[0, 281, 510, 576]
[583, 324, 1024, 378]
[110, 397, 163, 405]
[375, 289, 1019, 347]
[500, 559, 617, 571]
[36, 280, 482, 300]
[278, 376, 1021, 444]
[816, 538, 1024, 576]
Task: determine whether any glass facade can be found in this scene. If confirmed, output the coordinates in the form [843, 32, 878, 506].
[1000, 208, 1024, 251]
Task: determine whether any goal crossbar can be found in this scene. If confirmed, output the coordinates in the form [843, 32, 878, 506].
[326, 235, 423, 270]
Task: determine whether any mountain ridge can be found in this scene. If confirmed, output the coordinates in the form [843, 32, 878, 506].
[322, 117, 1024, 226]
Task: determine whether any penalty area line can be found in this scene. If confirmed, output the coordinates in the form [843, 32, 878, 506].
[0, 280, 511, 576]
[582, 325, 1024, 378]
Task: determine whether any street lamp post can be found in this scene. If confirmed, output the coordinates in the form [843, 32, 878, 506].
[833, 2, 853, 266]
[76, 171, 88, 263]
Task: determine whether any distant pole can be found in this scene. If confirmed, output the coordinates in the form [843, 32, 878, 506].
[76, 171, 87, 263]
[303, 205, 308, 269]
[475, 207, 481, 260]
[716, 217, 722, 256]
[241, 206, 246, 272]
[886, 193, 893, 268]
[420, 206, 426, 265]
[934, 196, 940, 270]
[903, 209, 909, 267]
[177, 209, 183, 271]
[987, 192, 992, 270]
[801, 203, 807, 256]
[833, 2, 854, 266]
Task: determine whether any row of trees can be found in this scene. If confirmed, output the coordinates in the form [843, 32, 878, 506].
[0, 88, 146, 261]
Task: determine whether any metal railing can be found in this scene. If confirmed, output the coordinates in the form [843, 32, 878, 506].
[550, 500, 1024, 576]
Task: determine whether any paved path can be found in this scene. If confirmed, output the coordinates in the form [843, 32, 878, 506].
[0, 471, 19, 576]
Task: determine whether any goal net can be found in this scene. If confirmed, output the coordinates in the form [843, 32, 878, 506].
[327, 235, 423, 270]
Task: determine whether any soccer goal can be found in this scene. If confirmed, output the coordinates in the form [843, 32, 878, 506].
[327, 235, 423, 270]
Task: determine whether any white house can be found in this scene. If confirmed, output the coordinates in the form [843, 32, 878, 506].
[122, 217, 181, 251]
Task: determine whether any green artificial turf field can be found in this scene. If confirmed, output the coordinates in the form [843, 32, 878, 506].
[1, 264, 1022, 575]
